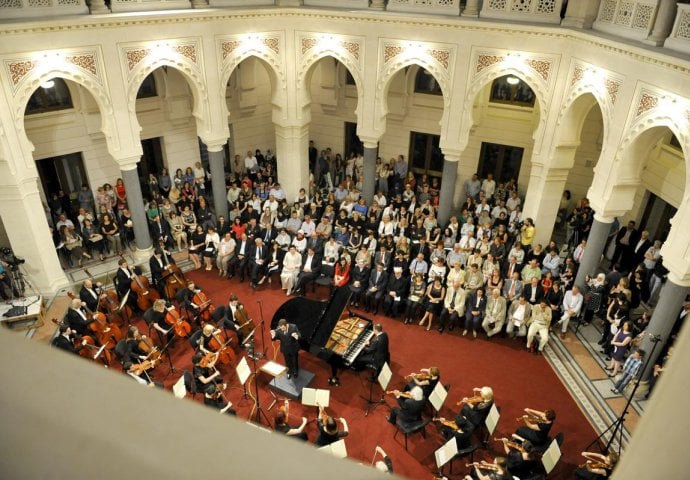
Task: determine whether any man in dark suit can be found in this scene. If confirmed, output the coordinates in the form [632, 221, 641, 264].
[374, 245, 392, 272]
[293, 247, 322, 295]
[79, 279, 102, 312]
[464, 288, 486, 338]
[386, 385, 425, 428]
[115, 258, 134, 299]
[149, 248, 167, 292]
[271, 319, 301, 379]
[363, 262, 389, 315]
[51, 324, 83, 354]
[66, 297, 94, 336]
[610, 220, 639, 271]
[228, 233, 250, 281]
[630, 230, 651, 271]
[522, 277, 544, 305]
[259, 224, 276, 245]
[382, 267, 407, 317]
[150, 215, 172, 249]
[356, 323, 389, 373]
[247, 238, 269, 288]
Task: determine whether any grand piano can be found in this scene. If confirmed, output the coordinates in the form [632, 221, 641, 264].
[271, 287, 374, 384]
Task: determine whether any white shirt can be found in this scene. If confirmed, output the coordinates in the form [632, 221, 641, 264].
[303, 254, 314, 272]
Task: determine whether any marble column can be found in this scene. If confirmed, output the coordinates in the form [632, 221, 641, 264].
[437, 155, 459, 226]
[560, 0, 601, 28]
[574, 214, 613, 289]
[644, 0, 678, 46]
[0, 179, 70, 296]
[207, 146, 228, 220]
[639, 275, 688, 379]
[120, 162, 152, 253]
[462, 0, 480, 17]
[521, 165, 569, 246]
[275, 124, 309, 202]
[362, 142, 378, 204]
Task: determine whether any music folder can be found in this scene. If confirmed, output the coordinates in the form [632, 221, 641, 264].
[318, 439, 347, 459]
[260, 360, 287, 377]
[484, 403, 500, 435]
[434, 437, 458, 469]
[541, 437, 562, 474]
[236, 356, 251, 385]
[429, 382, 448, 412]
[301, 387, 330, 407]
[172, 375, 187, 399]
[377, 362, 392, 391]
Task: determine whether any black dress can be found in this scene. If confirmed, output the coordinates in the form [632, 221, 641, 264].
[516, 420, 552, 446]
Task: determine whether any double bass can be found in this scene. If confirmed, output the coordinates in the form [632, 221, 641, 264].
[66, 292, 122, 350]
[51, 318, 112, 366]
[165, 304, 192, 338]
[122, 256, 161, 311]
[161, 250, 185, 300]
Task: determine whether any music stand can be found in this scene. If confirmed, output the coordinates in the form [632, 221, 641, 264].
[235, 356, 252, 402]
[247, 337, 271, 426]
[429, 382, 448, 414]
[157, 328, 179, 376]
[259, 360, 287, 410]
[434, 436, 459, 478]
[361, 361, 391, 416]
[256, 300, 267, 357]
[541, 437, 562, 475]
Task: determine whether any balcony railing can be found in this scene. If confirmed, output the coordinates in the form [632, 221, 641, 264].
[480, 0, 564, 24]
[664, 3, 690, 53]
[592, 0, 658, 41]
[387, 0, 461, 16]
[0, 0, 88, 20]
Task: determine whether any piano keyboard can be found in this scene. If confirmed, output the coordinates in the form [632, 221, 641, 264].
[343, 329, 374, 365]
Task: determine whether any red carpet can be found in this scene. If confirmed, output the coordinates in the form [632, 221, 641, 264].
[130, 269, 595, 479]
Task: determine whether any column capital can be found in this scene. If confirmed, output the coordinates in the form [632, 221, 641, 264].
[204, 141, 227, 153]
[593, 212, 616, 224]
[359, 135, 380, 150]
[115, 156, 141, 172]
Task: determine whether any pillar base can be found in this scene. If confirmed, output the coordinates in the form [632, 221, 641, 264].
[131, 247, 155, 268]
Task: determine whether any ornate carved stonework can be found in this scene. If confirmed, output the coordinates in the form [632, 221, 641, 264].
[341, 41, 360, 61]
[222, 40, 241, 60]
[301, 38, 317, 55]
[7, 60, 35, 86]
[476, 54, 503, 73]
[525, 58, 550, 81]
[636, 92, 658, 117]
[126, 48, 150, 71]
[66, 54, 97, 76]
[427, 49, 449, 69]
[605, 78, 620, 105]
[571, 64, 584, 85]
[262, 37, 280, 55]
[383, 44, 403, 64]
[174, 44, 197, 64]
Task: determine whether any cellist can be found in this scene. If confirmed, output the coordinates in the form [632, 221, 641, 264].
[219, 294, 247, 346]
[150, 299, 174, 343]
[65, 297, 96, 337]
[192, 350, 224, 393]
[123, 325, 151, 366]
[79, 279, 105, 312]
[175, 281, 204, 322]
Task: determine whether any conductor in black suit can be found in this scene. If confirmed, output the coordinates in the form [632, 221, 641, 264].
[386, 385, 425, 428]
[356, 323, 389, 373]
[271, 318, 301, 379]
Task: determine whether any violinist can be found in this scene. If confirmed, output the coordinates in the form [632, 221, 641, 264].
[464, 457, 511, 480]
[386, 386, 425, 428]
[315, 404, 349, 446]
[497, 438, 538, 479]
[192, 351, 223, 393]
[51, 324, 86, 355]
[79, 279, 105, 312]
[404, 367, 440, 398]
[514, 408, 556, 447]
[65, 297, 95, 336]
[459, 386, 494, 429]
[574, 451, 618, 479]
[435, 414, 475, 451]
[203, 383, 236, 416]
[274, 401, 308, 441]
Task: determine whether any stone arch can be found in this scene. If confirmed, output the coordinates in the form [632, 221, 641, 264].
[298, 50, 363, 123]
[219, 48, 286, 122]
[128, 55, 210, 136]
[460, 65, 548, 150]
[13, 66, 115, 174]
[376, 57, 451, 138]
[550, 92, 606, 169]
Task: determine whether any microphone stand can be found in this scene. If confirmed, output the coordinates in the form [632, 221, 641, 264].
[247, 337, 271, 426]
[256, 300, 267, 358]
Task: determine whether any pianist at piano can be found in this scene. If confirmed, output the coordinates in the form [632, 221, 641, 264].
[354, 324, 390, 375]
[271, 319, 302, 379]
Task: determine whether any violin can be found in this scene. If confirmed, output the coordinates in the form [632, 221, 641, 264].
[432, 417, 458, 430]
[466, 462, 500, 472]
[207, 328, 236, 365]
[579, 461, 609, 470]
[495, 437, 526, 453]
[161, 251, 186, 300]
[516, 412, 543, 423]
[407, 372, 432, 381]
[164, 305, 192, 337]
[458, 395, 484, 406]
[192, 289, 215, 323]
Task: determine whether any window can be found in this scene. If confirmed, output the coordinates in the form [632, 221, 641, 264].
[136, 74, 157, 99]
[477, 142, 524, 184]
[414, 69, 442, 96]
[25, 78, 73, 115]
[345, 70, 356, 86]
[669, 134, 681, 150]
[409, 132, 444, 181]
[36, 152, 87, 200]
[489, 75, 535, 107]
[344, 122, 363, 159]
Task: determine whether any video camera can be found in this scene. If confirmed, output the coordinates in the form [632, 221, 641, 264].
[0, 247, 25, 270]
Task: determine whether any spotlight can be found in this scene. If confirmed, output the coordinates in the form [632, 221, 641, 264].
[40, 80, 55, 89]
[506, 76, 520, 86]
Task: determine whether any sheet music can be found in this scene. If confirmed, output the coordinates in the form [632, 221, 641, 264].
[484, 403, 500, 435]
[318, 439, 347, 458]
[541, 438, 562, 474]
[236, 357, 252, 385]
[377, 362, 392, 391]
[301, 388, 330, 407]
[429, 382, 448, 412]
[172, 375, 187, 399]
[260, 361, 287, 377]
[434, 437, 458, 468]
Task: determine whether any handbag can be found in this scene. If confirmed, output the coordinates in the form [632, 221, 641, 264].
[89, 234, 103, 242]
[65, 237, 83, 250]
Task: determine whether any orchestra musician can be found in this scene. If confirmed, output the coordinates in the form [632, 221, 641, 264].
[464, 457, 511, 480]
[149, 299, 174, 343]
[217, 295, 248, 347]
[435, 414, 475, 451]
[404, 367, 440, 398]
[123, 325, 151, 366]
[459, 386, 494, 429]
[51, 324, 86, 354]
[192, 350, 224, 393]
[149, 248, 175, 296]
[123, 359, 161, 387]
[386, 386, 425, 428]
[315, 404, 349, 446]
[271, 318, 301, 379]
[79, 279, 104, 312]
[65, 297, 95, 336]
[496, 437, 538, 479]
[372, 445, 394, 474]
[514, 408, 556, 447]
[274, 400, 308, 441]
[203, 383, 236, 416]
[175, 281, 206, 322]
[574, 451, 618, 479]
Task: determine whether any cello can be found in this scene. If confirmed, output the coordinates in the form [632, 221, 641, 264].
[122, 255, 161, 311]
[161, 250, 185, 300]
[51, 318, 112, 367]
[66, 292, 122, 350]
[234, 303, 255, 338]
[165, 304, 192, 338]
[192, 288, 215, 323]
[137, 333, 164, 363]
[207, 328, 236, 365]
